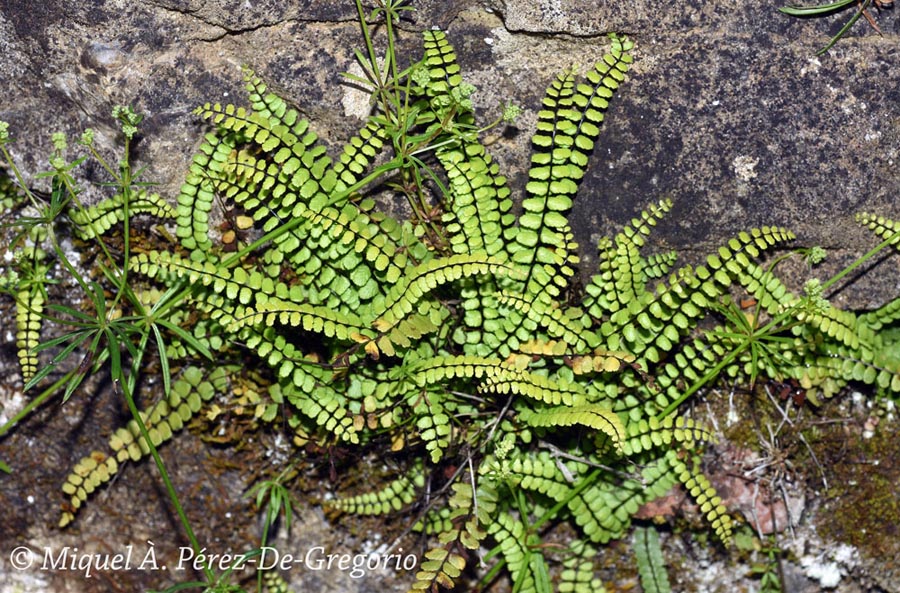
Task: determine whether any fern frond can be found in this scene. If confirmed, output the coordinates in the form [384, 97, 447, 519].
[860, 296, 900, 330]
[856, 211, 900, 246]
[243, 67, 313, 140]
[131, 250, 285, 330]
[499, 291, 599, 352]
[518, 404, 625, 454]
[633, 525, 673, 593]
[568, 348, 636, 376]
[372, 253, 514, 330]
[642, 250, 679, 280]
[599, 226, 796, 366]
[586, 198, 673, 316]
[509, 35, 634, 303]
[280, 370, 360, 444]
[486, 513, 541, 593]
[408, 547, 467, 592]
[411, 354, 505, 386]
[793, 301, 863, 350]
[14, 283, 44, 383]
[325, 463, 424, 515]
[59, 366, 227, 527]
[298, 201, 406, 287]
[439, 144, 514, 258]
[570, 453, 679, 544]
[481, 364, 585, 406]
[621, 415, 714, 456]
[69, 190, 175, 240]
[408, 479, 488, 591]
[493, 450, 582, 501]
[332, 117, 388, 193]
[671, 454, 733, 544]
[559, 540, 605, 593]
[7, 247, 50, 383]
[234, 298, 375, 343]
[174, 131, 232, 252]
[422, 29, 470, 119]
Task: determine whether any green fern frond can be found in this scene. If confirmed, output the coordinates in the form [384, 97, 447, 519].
[492, 450, 582, 502]
[586, 198, 673, 316]
[733, 261, 794, 312]
[559, 540, 605, 593]
[439, 143, 514, 258]
[332, 117, 388, 192]
[422, 29, 472, 120]
[860, 296, 900, 331]
[642, 250, 679, 280]
[411, 354, 505, 386]
[14, 285, 43, 383]
[498, 291, 599, 353]
[372, 253, 515, 330]
[280, 371, 360, 444]
[486, 513, 541, 593]
[518, 404, 625, 454]
[509, 34, 634, 304]
[234, 298, 375, 343]
[9, 247, 49, 383]
[599, 226, 796, 367]
[297, 202, 406, 287]
[174, 130, 234, 252]
[856, 211, 900, 246]
[194, 102, 314, 163]
[569, 453, 679, 544]
[69, 190, 175, 240]
[243, 67, 313, 140]
[621, 415, 714, 456]
[672, 454, 733, 544]
[130, 250, 282, 329]
[793, 300, 863, 350]
[633, 525, 673, 593]
[567, 348, 636, 376]
[481, 364, 585, 406]
[325, 463, 424, 515]
[59, 366, 227, 527]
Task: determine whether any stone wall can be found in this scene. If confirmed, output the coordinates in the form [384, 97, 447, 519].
[2, 0, 898, 306]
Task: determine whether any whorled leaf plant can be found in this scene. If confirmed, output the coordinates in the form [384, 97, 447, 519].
[2, 2, 900, 591]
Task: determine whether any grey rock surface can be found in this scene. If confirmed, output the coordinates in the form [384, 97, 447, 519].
[2, 0, 898, 305]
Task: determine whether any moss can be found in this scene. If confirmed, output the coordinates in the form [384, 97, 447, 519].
[816, 421, 900, 564]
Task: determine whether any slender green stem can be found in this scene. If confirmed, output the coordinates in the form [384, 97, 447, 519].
[116, 332, 213, 583]
[0, 371, 75, 440]
[821, 230, 900, 293]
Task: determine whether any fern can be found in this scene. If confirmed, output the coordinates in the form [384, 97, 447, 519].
[558, 540, 605, 593]
[486, 513, 544, 593]
[14, 16, 897, 593]
[325, 464, 424, 515]
[59, 366, 229, 526]
[69, 190, 176, 240]
[410, 481, 493, 592]
[672, 454, 733, 544]
[9, 247, 49, 383]
[633, 525, 673, 593]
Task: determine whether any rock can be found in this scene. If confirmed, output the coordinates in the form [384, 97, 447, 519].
[2, 0, 898, 305]
[2, 1, 900, 591]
